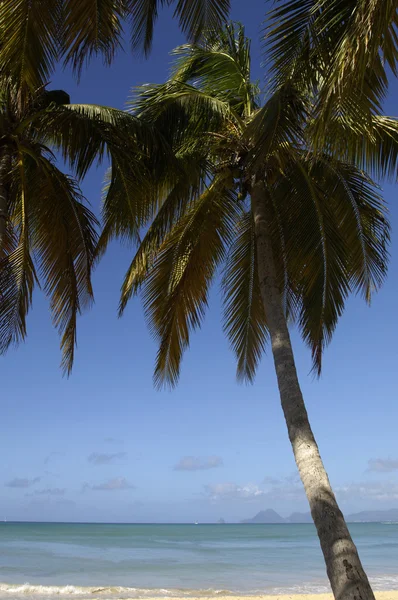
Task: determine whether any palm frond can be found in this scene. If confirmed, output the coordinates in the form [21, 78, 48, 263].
[310, 66, 389, 151]
[132, 81, 240, 149]
[0, 0, 62, 90]
[0, 216, 17, 262]
[265, 0, 397, 140]
[171, 0, 230, 46]
[366, 116, 398, 181]
[0, 154, 37, 355]
[126, 0, 230, 55]
[272, 154, 389, 374]
[127, 0, 162, 55]
[245, 81, 307, 171]
[325, 115, 398, 181]
[62, 0, 124, 77]
[317, 159, 390, 300]
[141, 175, 237, 388]
[318, 0, 398, 97]
[33, 103, 163, 180]
[222, 210, 268, 382]
[118, 152, 209, 312]
[0, 0, 231, 86]
[264, 0, 319, 87]
[26, 154, 98, 374]
[97, 164, 142, 260]
[170, 23, 255, 116]
[273, 156, 350, 374]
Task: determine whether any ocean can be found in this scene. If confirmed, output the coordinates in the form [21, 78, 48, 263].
[0, 523, 397, 599]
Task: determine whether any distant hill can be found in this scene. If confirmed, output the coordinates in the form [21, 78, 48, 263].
[346, 509, 398, 522]
[241, 509, 285, 524]
[241, 508, 398, 524]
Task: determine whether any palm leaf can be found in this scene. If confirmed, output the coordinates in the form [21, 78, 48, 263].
[170, 23, 255, 116]
[245, 82, 307, 171]
[127, 0, 230, 55]
[318, 0, 398, 95]
[265, 0, 397, 141]
[365, 116, 398, 181]
[96, 153, 155, 261]
[273, 154, 389, 373]
[132, 81, 240, 147]
[171, 0, 230, 46]
[142, 175, 237, 387]
[127, 0, 162, 55]
[264, 0, 319, 86]
[273, 156, 351, 374]
[222, 210, 268, 382]
[0, 154, 37, 354]
[118, 152, 209, 311]
[319, 160, 390, 300]
[62, 0, 125, 77]
[27, 154, 98, 374]
[0, 0, 62, 90]
[32, 103, 164, 180]
[324, 115, 398, 181]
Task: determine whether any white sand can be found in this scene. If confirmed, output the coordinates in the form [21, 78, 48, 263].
[137, 593, 398, 600]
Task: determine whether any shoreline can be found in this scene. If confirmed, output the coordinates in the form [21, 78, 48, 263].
[1, 587, 397, 599]
[136, 594, 398, 600]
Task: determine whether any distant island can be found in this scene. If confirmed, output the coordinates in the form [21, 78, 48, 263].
[241, 508, 398, 524]
[241, 509, 286, 524]
[345, 509, 398, 522]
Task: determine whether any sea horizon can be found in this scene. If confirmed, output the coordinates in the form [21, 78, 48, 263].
[2, 519, 398, 525]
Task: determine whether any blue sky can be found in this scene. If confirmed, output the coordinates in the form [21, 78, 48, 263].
[1, 0, 398, 523]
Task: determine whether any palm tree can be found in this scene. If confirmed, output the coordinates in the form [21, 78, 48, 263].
[0, 0, 230, 92]
[0, 80, 165, 373]
[99, 24, 396, 600]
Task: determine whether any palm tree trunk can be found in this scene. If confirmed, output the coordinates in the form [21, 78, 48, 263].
[251, 180, 375, 600]
[0, 148, 10, 259]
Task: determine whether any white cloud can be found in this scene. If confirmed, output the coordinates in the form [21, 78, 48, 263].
[174, 456, 223, 471]
[84, 477, 135, 491]
[367, 458, 398, 473]
[203, 474, 306, 505]
[204, 482, 266, 500]
[5, 477, 40, 489]
[88, 452, 127, 466]
[263, 472, 300, 486]
[336, 481, 398, 503]
[204, 475, 398, 510]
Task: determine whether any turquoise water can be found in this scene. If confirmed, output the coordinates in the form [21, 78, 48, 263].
[0, 523, 397, 598]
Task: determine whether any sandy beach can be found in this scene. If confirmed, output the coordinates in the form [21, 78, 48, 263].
[142, 594, 398, 600]
[152, 594, 398, 600]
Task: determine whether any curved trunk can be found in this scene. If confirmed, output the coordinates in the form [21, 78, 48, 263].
[251, 181, 375, 600]
[0, 148, 11, 259]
